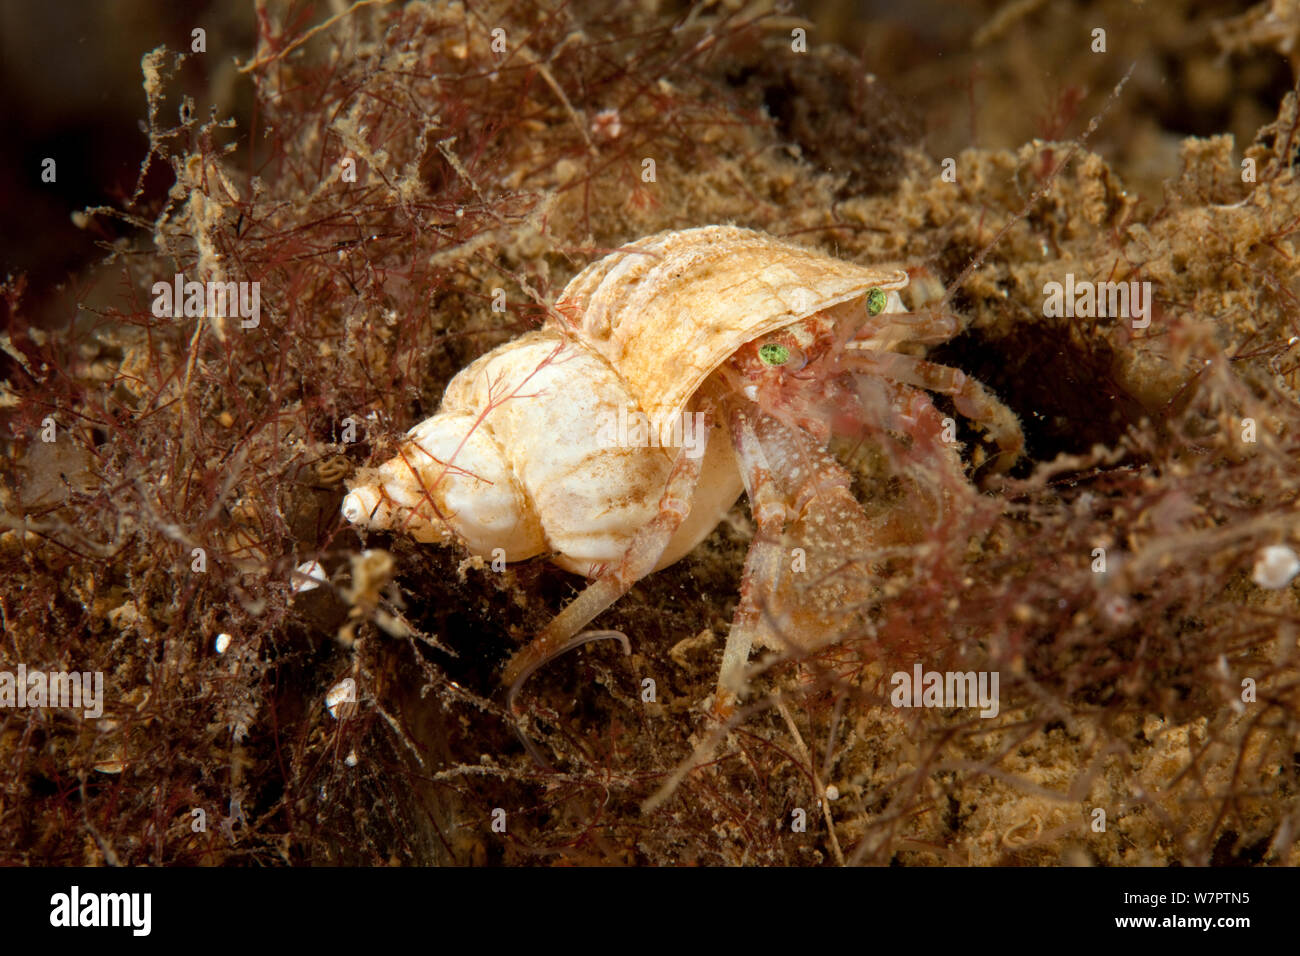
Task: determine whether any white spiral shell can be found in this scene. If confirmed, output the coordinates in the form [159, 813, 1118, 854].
[342, 226, 909, 576]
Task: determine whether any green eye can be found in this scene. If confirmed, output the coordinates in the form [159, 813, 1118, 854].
[758, 342, 790, 366]
[865, 287, 887, 317]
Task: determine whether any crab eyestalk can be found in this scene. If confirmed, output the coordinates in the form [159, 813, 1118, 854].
[758, 342, 791, 366]
[865, 286, 888, 317]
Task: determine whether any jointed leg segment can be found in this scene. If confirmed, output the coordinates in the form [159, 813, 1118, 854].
[844, 349, 1024, 471]
[715, 403, 791, 715]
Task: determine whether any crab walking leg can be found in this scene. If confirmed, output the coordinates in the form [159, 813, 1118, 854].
[844, 349, 1024, 470]
[716, 404, 791, 714]
[501, 406, 713, 698]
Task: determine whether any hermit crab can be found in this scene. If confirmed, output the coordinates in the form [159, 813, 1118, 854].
[341, 225, 1023, 717]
